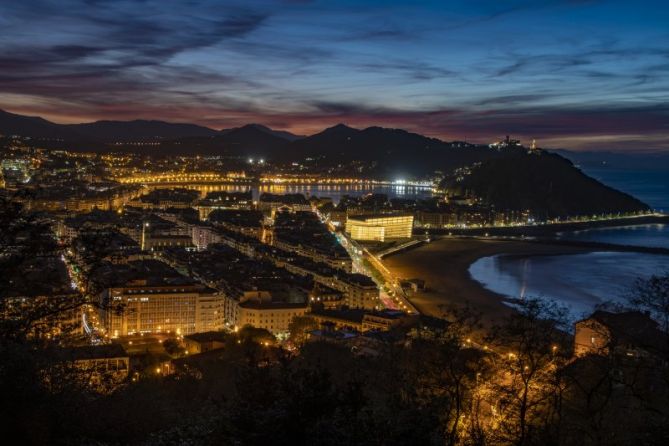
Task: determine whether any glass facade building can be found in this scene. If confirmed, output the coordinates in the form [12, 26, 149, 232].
[346, 214, 414, 242]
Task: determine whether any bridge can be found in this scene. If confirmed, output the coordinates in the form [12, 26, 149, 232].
[116, 173, 435, 190]
[376, 239, 425, 258]
[116, 173, 249, 185]
[336, 230, 420, 315]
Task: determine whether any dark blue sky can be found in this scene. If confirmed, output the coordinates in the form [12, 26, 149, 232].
[1, 0, 668, 150]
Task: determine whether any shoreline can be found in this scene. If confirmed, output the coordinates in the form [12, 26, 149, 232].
[420, 214, 669, 238]
[383, 236, 668, 327]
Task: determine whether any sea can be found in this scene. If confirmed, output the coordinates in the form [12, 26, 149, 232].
[584, 166, 669, 212]
[469, 165, 669, 320]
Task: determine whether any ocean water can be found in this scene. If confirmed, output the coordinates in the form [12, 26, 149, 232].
[469, 251, 669, 321]
[582, 167, 669, 212]
[468, 166, 669, 319]
[555, 165, 669, 248]
[557, 224, 669, 249]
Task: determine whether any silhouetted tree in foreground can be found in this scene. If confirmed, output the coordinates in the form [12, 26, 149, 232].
[482, 299, 569, 446]
[628, 273, 669, 361]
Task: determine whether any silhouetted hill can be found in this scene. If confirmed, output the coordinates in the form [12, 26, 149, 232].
[1, 109, 654, 215]
[281, 124, 361, 158]
[285, 124, 512, 176]
[158, 124, 291, 156]
[224, 124, 291, 147]
[0, 109, 301, 152]
[0, 109, 80, 140]
[66, 119, 219, 141]
[0, 109, 218, 141]
[223, 124, 303, 141]
[442, 152, 649, 218]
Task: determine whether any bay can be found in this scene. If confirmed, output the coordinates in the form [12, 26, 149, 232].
[469, 251, 669, 321]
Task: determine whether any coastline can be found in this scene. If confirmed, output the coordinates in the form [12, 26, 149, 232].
[383, 237, 635, 327]
[420, 214, 669, 238]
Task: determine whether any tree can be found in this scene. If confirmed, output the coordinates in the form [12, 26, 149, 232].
[484, 298, 569, 446]
[237, 325, 276, 346]
[287, 315, 318, 347]
[162, 338, 185, 357]
[627, 273, 669, 359]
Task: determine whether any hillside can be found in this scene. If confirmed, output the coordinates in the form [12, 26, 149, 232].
[0, 109, 302, 154]
[66, 120, 218, 141]
[158, 125, 291, 157]
[0, 109, 654, 217]
[0, 109, 80, 140]
[0, 109, 220, 141]
[0, 111, 511, 175]
[284, 124, 513, 177]
[441, 152, 649, 218]
[222, 124, 303, 142]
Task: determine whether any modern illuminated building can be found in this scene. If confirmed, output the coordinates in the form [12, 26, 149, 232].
[346, 213, 414, 242]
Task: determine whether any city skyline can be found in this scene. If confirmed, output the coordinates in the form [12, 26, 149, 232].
[2, 2, 669, 441]
[2, 0, 668, 151]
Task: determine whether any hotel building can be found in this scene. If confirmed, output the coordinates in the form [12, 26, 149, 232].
[101, 282, 224, 338]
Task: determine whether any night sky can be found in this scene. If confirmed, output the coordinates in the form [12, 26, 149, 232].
[1, 0, 668, 150]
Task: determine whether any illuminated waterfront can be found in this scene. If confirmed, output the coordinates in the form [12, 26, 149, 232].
[144, 182, 436, 203]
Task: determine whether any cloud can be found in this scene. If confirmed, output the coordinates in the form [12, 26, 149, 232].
[0, 1, 274, 111]
[356, 61, 456, 81]
[1, 0, 668, 151]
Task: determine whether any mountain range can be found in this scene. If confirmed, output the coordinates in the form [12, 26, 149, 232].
[0, 108, 511, 175]
[0, 109, 302, 142]
[0, 108, 653, 215]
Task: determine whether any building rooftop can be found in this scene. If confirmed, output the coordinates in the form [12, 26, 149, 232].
[139, 188, 200, 205]
[311, 308, 367, 324]
[184, 331, 228, 344]
[347, 212, 414, 221]
[364, 309, 407, 320]
[308, 328, 360, 341]
[337, 272, 376, 287]
[208, 209, 263, 228]
[238, 300, 308, 310]
[160, 246, 310, 302]
[92, 259, 196, 288]
[274, 210, 349, 258]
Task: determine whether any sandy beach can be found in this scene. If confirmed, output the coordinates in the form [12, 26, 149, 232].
[383, 237, 596, 326]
